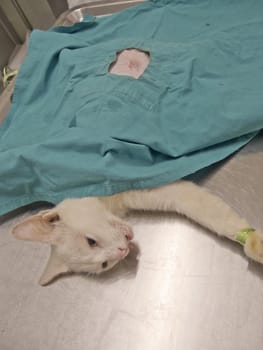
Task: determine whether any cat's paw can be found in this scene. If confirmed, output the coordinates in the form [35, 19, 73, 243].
[244, 231, 263, 264]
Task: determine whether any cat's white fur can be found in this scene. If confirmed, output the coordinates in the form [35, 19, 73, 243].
[12, 180, 263, 285]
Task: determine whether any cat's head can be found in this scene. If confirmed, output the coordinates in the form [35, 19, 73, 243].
[12, 198, 133, 285]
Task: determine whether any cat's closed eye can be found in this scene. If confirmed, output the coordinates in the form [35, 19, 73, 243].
[86, 237, 97, 247]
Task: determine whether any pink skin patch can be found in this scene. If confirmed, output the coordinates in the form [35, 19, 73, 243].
[109, 49, 150, 79]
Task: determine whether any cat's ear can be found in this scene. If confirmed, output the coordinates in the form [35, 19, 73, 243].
[12, 210, 60, 243]
[39, 246, 69, 285]
[12, 211, 69, 285]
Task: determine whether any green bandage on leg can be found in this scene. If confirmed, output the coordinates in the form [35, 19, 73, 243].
[236, 228, 255, 245]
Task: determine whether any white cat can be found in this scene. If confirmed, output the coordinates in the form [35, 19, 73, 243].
[12, 180, 263, 285]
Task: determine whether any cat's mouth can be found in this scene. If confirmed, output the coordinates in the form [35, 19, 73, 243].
[116, 242, 135, 261]
[123, 242, 137, 259]
[118, 247, 130, 260]
[122, 247, 130, 259]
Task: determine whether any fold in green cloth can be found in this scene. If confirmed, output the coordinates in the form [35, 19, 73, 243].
[1, 0, 263, 214]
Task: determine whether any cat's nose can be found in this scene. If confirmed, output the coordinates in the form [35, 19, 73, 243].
[124, 227, 134, 241]
[125, 232, 133, 241]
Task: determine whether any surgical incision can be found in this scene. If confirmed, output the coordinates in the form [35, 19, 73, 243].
[109, 48, 150, 79]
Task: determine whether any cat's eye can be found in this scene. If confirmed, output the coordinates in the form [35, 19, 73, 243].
[102, 261, 108, 269]
[86, 237, 97, 247]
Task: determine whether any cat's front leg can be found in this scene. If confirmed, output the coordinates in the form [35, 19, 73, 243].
[123, 180, 263, 265]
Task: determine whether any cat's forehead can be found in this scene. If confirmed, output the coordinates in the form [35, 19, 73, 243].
[56, 198, 112, 234]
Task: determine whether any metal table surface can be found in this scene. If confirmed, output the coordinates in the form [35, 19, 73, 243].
[1, 209, 263, 350]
